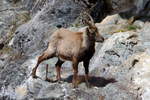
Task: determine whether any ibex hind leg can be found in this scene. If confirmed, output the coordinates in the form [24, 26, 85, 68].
[72, 57, 79, 88]
[32, 51, 55, 78]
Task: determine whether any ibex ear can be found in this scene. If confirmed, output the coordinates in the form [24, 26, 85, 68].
[86, 27, 92, 36]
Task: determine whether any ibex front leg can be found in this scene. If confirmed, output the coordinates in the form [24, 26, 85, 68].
[55, 59, 64, 81]
[72, 57, 79, 88]
[83, 60, 90, 88]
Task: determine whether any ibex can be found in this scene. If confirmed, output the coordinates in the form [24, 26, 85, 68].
[32, 14, 104, 88]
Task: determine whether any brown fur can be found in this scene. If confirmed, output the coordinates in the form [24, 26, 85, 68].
[32, 21, 104, 88]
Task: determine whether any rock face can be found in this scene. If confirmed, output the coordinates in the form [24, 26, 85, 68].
[139, 23, 150, 50]
[0, 0, 150, 100]
[11, 0, 86, 55]
[110, 0, 150, 13]
[91, 31, 141, 68]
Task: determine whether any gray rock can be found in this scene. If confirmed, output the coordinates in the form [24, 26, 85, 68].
[1, 0, 150, 100]
[90, 31, 143, 72]
[110, 0, 150, 14]
[11, 0, 85, 55]
[103, 83, 137, 100]
[0, 62, 27, 88]
[99, 14, 128, 25]
[139, 22, 150, 50]
[133, 20, 145, 28]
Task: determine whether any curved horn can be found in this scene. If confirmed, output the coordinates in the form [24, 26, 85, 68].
[84, 12, 94, 24]
[87, 13, 94, 24]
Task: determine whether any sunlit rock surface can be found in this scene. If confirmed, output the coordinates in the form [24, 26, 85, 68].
[0, 0, 150, 100]
[139, 23, 150, 50]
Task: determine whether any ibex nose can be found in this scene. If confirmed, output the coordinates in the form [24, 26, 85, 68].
[99, 36, 105, 43]
[96, 35, 105, 43]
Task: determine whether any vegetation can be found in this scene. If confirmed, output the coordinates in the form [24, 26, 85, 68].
[127, 24, 140, 31]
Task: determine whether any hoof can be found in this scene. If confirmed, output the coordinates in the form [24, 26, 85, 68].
[31, 67, 39, 79]
[57, 79, 63, 83]
[56, 76, 63, 83]
[45, 78, 52, 82]
[86, 82, 91, 88]
[72, 84, 78, 88]
[32, 74, 38, 79]
[54, 78, 63, 83]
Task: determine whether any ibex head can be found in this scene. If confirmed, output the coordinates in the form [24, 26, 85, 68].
[84, 13, 104, 42]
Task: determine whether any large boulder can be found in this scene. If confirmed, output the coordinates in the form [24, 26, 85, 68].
[126, 52, 150, 100]
[90, 31, 144, 72]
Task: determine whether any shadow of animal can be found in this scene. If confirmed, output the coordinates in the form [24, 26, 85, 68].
[62, 75, 116, 87]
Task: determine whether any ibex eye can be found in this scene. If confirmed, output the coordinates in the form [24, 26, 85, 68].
[94, 29, 97, 31]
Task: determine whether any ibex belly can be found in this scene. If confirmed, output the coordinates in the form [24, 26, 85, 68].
[56, 38, 82, 61]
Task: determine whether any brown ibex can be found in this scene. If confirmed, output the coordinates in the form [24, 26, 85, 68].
[32, 14, 104, 88]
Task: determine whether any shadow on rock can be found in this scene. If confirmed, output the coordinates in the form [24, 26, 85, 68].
[63, 75, 116, 87]
[119, 3, 150, 22]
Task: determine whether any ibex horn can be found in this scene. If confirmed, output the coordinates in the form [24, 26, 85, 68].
[84, 12, 94, 24]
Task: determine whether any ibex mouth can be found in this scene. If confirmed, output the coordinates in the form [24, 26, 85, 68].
[101, 37, 105, 42]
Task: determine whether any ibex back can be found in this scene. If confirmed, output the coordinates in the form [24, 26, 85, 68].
[32, 14, 104, 88]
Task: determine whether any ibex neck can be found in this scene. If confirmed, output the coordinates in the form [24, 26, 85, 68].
[89, 39, 95, 49]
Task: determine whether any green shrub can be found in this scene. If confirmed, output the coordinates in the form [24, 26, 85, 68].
[127, 25, 139, 30]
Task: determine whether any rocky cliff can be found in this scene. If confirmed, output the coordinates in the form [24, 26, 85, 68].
[0, 0, 150, 100]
